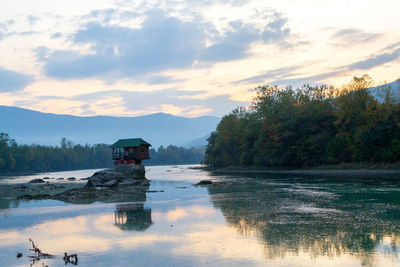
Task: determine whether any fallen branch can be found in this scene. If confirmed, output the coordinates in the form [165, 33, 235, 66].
[29, 238, 55, 258]
[25, 239, 79, 265]
[26, 238, 57, 266]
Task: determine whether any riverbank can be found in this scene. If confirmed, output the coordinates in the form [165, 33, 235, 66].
[199, 162, 400, 175]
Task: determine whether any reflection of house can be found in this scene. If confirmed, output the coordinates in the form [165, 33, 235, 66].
[114, 203, 153, 231]
[112, 138, 151, 166]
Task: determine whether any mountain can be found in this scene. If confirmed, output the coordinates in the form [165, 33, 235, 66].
[369, 78, 400, 102]
[0, 106, 220, 148]
[183, 134, 210, 148]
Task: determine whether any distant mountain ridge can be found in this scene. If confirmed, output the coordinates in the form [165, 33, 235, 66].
[369, 78, 400, 102]
[0, 106, 220, 148]
[184, 134, 211, 148]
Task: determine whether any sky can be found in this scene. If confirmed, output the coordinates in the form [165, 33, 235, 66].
[0, 0, 399, 118]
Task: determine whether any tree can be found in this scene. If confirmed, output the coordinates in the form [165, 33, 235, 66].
[205, 74, 400, 168]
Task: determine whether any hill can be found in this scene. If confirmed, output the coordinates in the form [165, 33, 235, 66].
[0, 106, 220, 148]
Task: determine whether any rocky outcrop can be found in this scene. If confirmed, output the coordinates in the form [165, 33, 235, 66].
[52, 185, 147, 204]
[29, 178, 45, 183]
[195, 180, 213, 185]
[15, 164, 151, 204]
[85, 164, 150, 188]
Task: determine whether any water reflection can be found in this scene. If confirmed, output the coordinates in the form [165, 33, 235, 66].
[114, 203, 153, 231]
[206, 174, 400, 265]
[1, 167, 400, 266]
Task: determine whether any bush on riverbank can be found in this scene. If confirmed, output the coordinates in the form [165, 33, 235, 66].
[205, 75, 400, 168]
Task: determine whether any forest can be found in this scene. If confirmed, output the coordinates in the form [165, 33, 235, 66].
[0, 135, 204, 174]
[205, 75, 400, 168]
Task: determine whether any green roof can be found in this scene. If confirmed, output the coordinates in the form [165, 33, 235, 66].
[111, 138, 151, 148]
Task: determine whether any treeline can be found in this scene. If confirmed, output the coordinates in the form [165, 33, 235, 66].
[147, 146, 205, 166]
[0, 136, 113, 173]
[205, 75, 400, 168]
[0, 135, 205, 174]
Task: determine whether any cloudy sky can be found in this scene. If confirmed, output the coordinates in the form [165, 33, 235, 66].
[0, 0, 399, 117]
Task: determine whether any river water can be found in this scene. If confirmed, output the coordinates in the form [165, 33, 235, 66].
[0, 165, 399, 266]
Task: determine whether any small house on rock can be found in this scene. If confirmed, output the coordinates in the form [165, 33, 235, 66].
[112, 138, 151, 166]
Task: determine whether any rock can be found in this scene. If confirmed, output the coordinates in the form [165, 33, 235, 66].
[142, 179, 150, 186]
[85, 164, 147, 188]
[14, 184, 28, 190]
[83, 180, 93, 189]
[52, 185, 147, 204]
[195, 180, 213, 185]
[29, 178, 45, 183]
[80, 178, 89, 181]
[104, 179, 119, 187]
[43, 177, 51, 180]
[18, 194, 51, 200]
[67, 177, 76, 181]
[119, 179, 135, 186]
[57, 178, 64, 180]
[42, 182, 57, 189]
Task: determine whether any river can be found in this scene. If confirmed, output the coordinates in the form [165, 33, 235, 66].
[0, 165, 399, 266]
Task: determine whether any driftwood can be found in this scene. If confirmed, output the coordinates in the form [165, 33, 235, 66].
[63, 252, 78, 265]
[28, 238, 56, 266]
[29, 238, 55, 258]
[24, 238, 78, 266]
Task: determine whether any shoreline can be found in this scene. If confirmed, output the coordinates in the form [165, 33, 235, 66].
[210, 168, 400, 175]
[196, 162, 400, 175]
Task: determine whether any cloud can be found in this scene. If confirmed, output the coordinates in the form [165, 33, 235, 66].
[27, 15, 40, 25]
[173, 0, 250, 7]
[235, 42, 400, 87]
[267, 70, 345, 87]
[88, 8, 117, 19]
[0, 22, 9, 40]
[43, 50, 117, 80]
[349, 48, 400, 70]
[262, 15, 291, 42]
[233, 65, 302, 84]
[6, 31, 38, 37]
[38, 8, 291, 83]
[331, 28, 382, 46]
[145, 75, 185, 85]
[201, 14, 290, 62]
[41, 9, 207, 80]
[18, 31, 37, 36]
[0, 67, 33, 92]
[200, 21, 261, 62]
[68, 88, 247, 116]
[383, 41, 400, 51]
[51, 32, 62, 39]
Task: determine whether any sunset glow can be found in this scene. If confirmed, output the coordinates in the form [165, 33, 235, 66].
[0, 0, 399, 117]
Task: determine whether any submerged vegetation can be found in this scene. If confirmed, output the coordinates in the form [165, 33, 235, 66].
[0, 135, 205, 174]
[205, 75, 400, 168]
